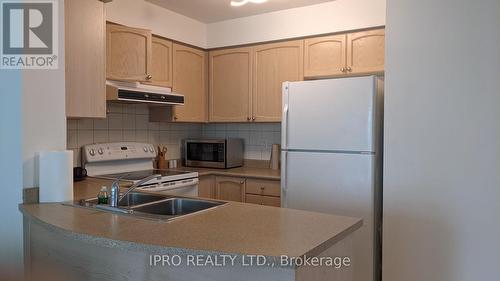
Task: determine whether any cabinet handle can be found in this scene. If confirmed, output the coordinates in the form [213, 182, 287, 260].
[346, 66, 352, 72]
[146, 74, 152, 80]
[173, 116, 178, 121]
[252, 116, 256, 121]
[260, 186, 265, 190]
[247, 117, 251, 121]
[341, 67, 346, 72]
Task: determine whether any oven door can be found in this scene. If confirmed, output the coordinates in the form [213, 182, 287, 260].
[185, 140, 226, 168]
[138, 178, 199, 197]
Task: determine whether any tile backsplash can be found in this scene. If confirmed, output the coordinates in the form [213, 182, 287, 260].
[67, 103, 281, 167]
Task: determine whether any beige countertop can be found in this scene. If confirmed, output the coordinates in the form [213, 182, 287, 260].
[174, 165, 281, 180]
[73, 165, 280, 201]
[20, 196, 361, 260]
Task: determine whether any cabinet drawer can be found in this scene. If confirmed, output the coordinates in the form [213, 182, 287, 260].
[245, 194, 281, 207]
[246, 179, 280, 196]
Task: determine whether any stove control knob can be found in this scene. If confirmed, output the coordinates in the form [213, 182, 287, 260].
[98, 148, 104, 155]
[149, 147, 155, 153]
[143, 147, 148, 152]
[89, 149, 95, 156]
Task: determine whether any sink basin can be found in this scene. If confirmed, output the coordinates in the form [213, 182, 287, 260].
[132, 198, 224, 216]
[118, 193, 166, 207]
[68, 192, 226, 221]
[82, 192, 167, 207]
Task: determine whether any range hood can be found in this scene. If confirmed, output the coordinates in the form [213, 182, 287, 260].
[106, 80, 184, 105]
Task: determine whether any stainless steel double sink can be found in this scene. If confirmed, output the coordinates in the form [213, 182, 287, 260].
[70, 192, 226, 221]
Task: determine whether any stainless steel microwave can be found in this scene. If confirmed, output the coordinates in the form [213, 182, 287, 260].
[184, 139, 244, 169]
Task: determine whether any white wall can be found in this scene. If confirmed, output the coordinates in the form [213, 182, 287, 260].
[105, 0, 207, 48]
[383, 0, 500, 280]
[0, 1, 66, 280]
[0, 70, 23, 281]
[207, 0, 386, 48]
[22, 0, 66, 188]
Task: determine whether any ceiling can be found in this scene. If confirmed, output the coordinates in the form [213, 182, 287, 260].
[146, 0, 335, 23]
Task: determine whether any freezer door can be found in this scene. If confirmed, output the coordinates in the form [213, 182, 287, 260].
[282, 76, 377, 152]
[281, 150, 376, 281]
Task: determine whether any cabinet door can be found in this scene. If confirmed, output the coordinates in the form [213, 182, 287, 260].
[106, 23, 152, 82]
[172, 43, 208, 122]
[144, 36, 172, 87]
[304, 34, 347, 78]
[346, 28, 385, 74]
[253, 40, 304, 122]
[198, 175, 215, 199]
[215, 177, 246, 202]
[65, 0, 106, 118]
[209, 47, 252, 122]
[245, 194, 281, 207]
[246, 179, 281, 197]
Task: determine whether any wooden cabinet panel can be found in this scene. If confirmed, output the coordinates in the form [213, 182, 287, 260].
[304, 34, 347, 78]
[209, 47, 252, 122]
[245, 179, 280, 197]
[106, 23, 152, 82]
[172, 43, 208, 122]
[245, 194, 281, 207]
[215, 176, 246, 202]
[198, 175, 215, 199]
[144, 36, 172, 87]
[346, 28, 385, 74]
[65, 0, 106, 118]
[253, 40, 303, 122]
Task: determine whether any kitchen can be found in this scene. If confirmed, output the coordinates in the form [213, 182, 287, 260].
[1, 0, 499, 281]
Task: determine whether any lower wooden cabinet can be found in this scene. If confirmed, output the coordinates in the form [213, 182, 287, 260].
[245, 178, 281, 207]
[246, 178, 281, 197]
[215, 176, 246, 202]
[245, 194, 281, 207]
[198, 175, 216, 199]
[199, 175, 281, 206]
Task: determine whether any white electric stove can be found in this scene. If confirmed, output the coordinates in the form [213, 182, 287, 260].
[82, 142, 199, 196]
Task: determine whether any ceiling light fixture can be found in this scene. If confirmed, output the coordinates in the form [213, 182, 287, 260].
[230, 0, 268, 7]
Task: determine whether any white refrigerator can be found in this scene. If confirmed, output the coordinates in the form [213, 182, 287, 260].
[281, 76, 383, 281]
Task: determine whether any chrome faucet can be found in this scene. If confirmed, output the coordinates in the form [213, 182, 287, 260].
[109, 174, 162, 207]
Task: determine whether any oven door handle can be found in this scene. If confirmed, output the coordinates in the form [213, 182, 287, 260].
[140, 178, 199, 192]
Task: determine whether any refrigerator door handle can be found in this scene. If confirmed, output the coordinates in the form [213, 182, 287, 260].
[282, 82, 289, 149]
[281, 151, 288, 206]
[282, 104, 289, 149]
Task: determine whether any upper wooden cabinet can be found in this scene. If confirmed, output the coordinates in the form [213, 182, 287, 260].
[346, 28, 385, 75]
[209, 47, 253, 122]
[304, 35, 346, 78]
[65, 0, 106, 118]
[172, 43, 208, 122]
[106, 23, 152, 82]
[215, 177, 246, 202]
[304, 28, 385, 78]
[253, 40, 304, 122]
[144, 36, 173, 87]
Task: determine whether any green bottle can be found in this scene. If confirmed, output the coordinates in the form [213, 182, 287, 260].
[97, 186, 109, 204]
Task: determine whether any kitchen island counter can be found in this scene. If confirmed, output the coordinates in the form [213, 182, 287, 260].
[20, 192, 360, 281]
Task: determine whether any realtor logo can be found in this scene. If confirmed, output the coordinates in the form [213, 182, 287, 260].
[1, 0, 58, 69]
